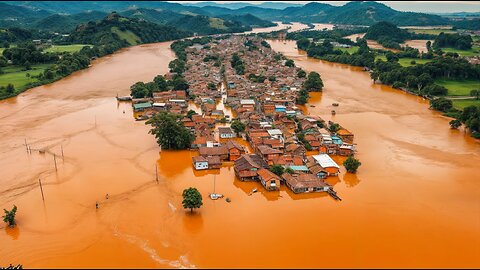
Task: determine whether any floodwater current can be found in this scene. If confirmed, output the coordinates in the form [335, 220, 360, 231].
[0, 26, 479, 268]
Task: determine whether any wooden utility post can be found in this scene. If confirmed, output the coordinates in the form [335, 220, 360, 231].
[155, 164, 159, 183]
[24, 138, 28, 153]
[39, 179, 45, 201]
[61, 145, 64, 161]
[53, 154, 57, 171]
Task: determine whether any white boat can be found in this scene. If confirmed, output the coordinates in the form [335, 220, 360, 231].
[248, 188, 258, 196]
[209, 175, 224, 200]
[209, 193, 224, 200]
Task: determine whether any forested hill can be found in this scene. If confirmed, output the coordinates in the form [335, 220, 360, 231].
[166, 15, 250, 35]
[68, 13, 190, 49]
[364, 21, 411, 42]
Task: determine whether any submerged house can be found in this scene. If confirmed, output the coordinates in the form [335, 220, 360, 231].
[234, 154, 268, 181]
[226, 140, 246, 161]
[257, 168, 281, 191]
[198, 146, 229, 161]
[311, 154, 340, 176]
[282, 173, 331, 194]
[218, 127, 236, 139]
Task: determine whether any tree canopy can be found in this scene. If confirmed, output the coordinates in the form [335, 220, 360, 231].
[182, 187, 203, 212]
[146, 112, 194, 150]
[303, 71, 324, 92]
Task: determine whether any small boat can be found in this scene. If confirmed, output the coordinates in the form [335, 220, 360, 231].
[135, 115, 149, 121]
[116, 96, 132, 101]
[209, 175, 224, 200]
[248, 188, 258, 196]
[309, 105, 316, 107]
[209, 193, 224, 200]
[332, 103, 339, 107]
[331, 110, 336, 115]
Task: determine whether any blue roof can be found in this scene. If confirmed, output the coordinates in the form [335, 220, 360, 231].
[287, 165, 309, 171]
[331, 136, 343, 145]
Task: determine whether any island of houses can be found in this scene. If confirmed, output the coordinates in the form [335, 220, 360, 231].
[129, 35, 357, 196]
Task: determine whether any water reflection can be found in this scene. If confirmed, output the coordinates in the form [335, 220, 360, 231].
[182, 211, 204, 234]
[343, 173, 361, 188]
[5, 226, 20, 240]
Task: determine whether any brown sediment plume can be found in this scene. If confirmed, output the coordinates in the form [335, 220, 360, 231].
[0, 29, 479, 268]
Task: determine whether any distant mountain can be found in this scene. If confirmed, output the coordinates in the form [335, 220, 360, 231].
[0, 2, 51, 28]
[119, 8, 185, 25]
[1, 1, 208, 15]
[34, 11, 107, 32]
[217, 14, 276, 28]
[166, 14, 250, 35]
[68, 13, 190, 47]
[185, 1, 303, 10]
[202, 1, 449, 26]
[0, 1, 452, 29]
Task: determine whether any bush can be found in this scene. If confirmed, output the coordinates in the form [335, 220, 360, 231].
[343, 156, 361, 173]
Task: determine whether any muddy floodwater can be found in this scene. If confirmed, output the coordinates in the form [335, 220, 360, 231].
[0, 34, 479, 268]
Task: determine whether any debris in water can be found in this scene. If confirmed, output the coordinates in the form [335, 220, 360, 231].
[226, 197, 231, 203]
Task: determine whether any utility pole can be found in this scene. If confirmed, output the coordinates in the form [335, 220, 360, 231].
[53, 154, 57, 171]
[24, 138, 28, 153]
[155, 164, 159, 183]
[61, 145, 64, 161]
[39, 179, 45, 201]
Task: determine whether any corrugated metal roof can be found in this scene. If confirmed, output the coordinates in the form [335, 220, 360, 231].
[312, 154, 340, 169]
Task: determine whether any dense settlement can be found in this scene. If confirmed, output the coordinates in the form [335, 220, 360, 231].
[129, 35, 357, 196]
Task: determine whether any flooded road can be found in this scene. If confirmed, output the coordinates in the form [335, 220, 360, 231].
[0, 32, 479, 268]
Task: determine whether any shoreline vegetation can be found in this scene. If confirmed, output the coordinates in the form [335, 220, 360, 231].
[0, 12, 275, 100]
[277, 22, 479, 138]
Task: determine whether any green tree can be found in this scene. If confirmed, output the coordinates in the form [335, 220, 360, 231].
[328, 121, 340, 133]
[470, 89, 480, 100]
[230, 120, 245, 134]
[285, 59, 295, 67]
[2, 205, 17, 228]
[449, 119, 461, 129]
[343, 156, 361, 173]
[146, 112, 194, 150]
[426, 40, 432, 52]
[207, 82, 217, 90]
[5, 83, 15, 94]
[285, 167, 294, 174]
[153, 75, 168, 91]
[130, 82, 149, 98]
[269, 164, 285, 176]
[187, 110, 197, 119]
[430, 97, 453, 112]
[303, 72, 324, 92]
[297, 69, 306, 78]
[182, 187, 202, 213]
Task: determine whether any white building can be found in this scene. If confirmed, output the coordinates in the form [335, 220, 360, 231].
[192, 156, 209, 170]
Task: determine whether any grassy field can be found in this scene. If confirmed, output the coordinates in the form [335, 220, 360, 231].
[452, 99, 480, 110]
[375, 55, 432, 67]
[0, 64, 52, 89]
[338, 46, 359, 54]
[398, 58, 432, 67]
[111, 27, 140, 46]
[407, 29, 456, 35]
[435, 78, 480, 96]
[209, 18, 227, 30]
[45, 44, 91, 53]
[441, 46, 480, 57]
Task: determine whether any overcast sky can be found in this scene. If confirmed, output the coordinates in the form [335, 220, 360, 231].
[173, 1, 480, 13]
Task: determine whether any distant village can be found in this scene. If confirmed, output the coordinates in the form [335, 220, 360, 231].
[129, 35, 357, 197]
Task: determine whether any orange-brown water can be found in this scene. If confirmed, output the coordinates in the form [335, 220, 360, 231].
[0, 35, 479, 268]
[402, 40, 432, 53]
[344, 33, 400, 52]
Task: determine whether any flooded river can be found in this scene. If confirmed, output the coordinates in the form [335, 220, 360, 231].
[0, 31, 479, 268]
